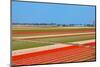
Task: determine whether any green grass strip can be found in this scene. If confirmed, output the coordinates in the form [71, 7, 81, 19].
[12, 40, 52, 51]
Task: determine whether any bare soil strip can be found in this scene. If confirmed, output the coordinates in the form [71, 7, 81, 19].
[13, 32, 95, 40]
[70, 39, 95, 44]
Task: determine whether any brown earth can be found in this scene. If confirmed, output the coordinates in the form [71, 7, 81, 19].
[13, 29, 95, 35]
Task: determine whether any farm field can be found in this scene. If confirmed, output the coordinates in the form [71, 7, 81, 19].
[12, 26, 95, 50]
[12, 42, 96, 66]
[12, 26, 95, 36]
[12, 27, 95, 50]
[12, 26, 96, 66]
[12, 34, 95, 50]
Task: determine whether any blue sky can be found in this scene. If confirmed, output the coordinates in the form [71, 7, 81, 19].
[12, 1, 96, 24]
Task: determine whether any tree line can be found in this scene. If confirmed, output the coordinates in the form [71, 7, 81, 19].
[12, 22, 95, 27]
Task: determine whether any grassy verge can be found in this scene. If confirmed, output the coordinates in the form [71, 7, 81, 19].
[12, 40, 52, 51]
[31, 35, 95, 43]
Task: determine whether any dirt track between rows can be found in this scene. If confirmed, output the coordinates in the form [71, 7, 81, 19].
[70, 39, 95, 44]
